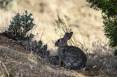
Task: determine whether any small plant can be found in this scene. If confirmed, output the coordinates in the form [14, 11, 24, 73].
[22, 40, 49, 58]
[2, 10, 50, 58]
[6, 10, 35, 41]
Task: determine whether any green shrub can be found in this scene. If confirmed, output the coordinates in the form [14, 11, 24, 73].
[7, 10, 35, 41]
[87, 0, 117, 17]
[0, 10, 50, 59]
[104, 16, 117, 47]
[87, 0, 117, 55]
[3, 10, 49, 58]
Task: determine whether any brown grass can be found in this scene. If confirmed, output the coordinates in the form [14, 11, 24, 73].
[0, 46, 76, 77]
[0, 0, 116, 77]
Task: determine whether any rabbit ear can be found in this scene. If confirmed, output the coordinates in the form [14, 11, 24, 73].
[63, 32, 73, 40]
[55, 32, 73, 47]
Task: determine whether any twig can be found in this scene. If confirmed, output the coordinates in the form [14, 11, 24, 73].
[0, 60, 9, 77]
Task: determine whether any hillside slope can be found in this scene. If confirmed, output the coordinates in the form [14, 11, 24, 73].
[0, 0, 116, 77]
[0, 31, 116, 77]
[0, 34, 88, 77]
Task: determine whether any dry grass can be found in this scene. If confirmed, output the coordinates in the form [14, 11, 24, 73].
[0, 46, 76, 77]
[0, 44, 116, 77]
[0, 0, 116, 77]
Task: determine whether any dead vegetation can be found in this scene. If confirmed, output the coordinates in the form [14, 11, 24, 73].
[0, 26, 116, 77]
[0, 46, 75, 77]
[0, 0, 117, 77]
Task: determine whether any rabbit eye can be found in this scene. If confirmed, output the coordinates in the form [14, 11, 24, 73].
[58, 39, 62, 42]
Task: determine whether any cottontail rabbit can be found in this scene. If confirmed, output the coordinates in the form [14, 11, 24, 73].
[55, 32, 87, 69]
